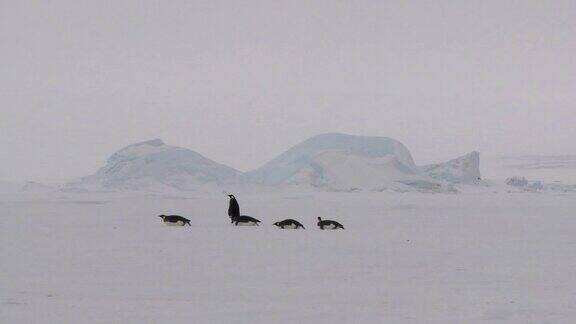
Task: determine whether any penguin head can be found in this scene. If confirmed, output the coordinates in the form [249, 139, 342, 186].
[158, 215, 166, 220]
[228, 194, 235, 199]
[273, 222, 279, 227]
[317, 217, 322, 221]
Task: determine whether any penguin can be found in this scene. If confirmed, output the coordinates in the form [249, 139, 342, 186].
[274, 219, 305, 229]
[228, 194, 240, 220]
[158, 215, 191, 226]
[231, 215, 261, 226]
[317, 217, 344, 230]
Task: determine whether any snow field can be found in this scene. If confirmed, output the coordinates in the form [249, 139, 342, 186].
[2, 190, 576, 323]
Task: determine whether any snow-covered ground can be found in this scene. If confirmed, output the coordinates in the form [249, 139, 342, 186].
[2, 188, 576, 323]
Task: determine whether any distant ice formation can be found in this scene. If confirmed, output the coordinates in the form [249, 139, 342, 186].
[244, 133, 449, 192]
[64, 139, 240, 191]
[504, 176, 575, 193]
[421, 151, 481, 184]
[65, 134, 482, 193]
[505, 176, 529, 188]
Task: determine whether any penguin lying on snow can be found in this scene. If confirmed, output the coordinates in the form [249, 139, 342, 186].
[231, 215, 261, 226]
[317, 217, 344, 230]
[274, 219, 305, 229]
[158, 215, 191, 226]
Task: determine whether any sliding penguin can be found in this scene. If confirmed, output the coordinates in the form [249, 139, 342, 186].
[274, 219, 305, 229]
[158, 215, 191, 226]
[228, 194, 240, 220]
[231, 215, 261, 226]
[317, 217, 344, 230]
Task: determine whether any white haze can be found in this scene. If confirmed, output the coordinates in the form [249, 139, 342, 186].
[1, 0, 575, 182]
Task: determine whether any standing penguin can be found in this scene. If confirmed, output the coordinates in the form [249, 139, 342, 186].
[317, 217, 344, 230]
[228, 194, 240, 221]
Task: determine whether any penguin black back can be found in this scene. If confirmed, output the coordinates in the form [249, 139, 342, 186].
[158, 215, 191, 226]
[231, 215, 261, 226]
[317, 217, 344, 230]
[228, 194, 240, 219]
[274, 219, 305, 229]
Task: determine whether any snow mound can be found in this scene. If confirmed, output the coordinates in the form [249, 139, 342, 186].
[64, 139, 240, 192]
[244, 133, 445, 192]
[421, 151, 481, 184]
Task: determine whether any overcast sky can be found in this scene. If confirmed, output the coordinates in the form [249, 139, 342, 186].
[1, 0, 575, 182]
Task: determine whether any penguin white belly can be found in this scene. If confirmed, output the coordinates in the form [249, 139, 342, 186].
[323, 224, 337, 229]
[165, 221, 184, 226]
[283, 224, 297, 229]
[237, 221, 258, 226]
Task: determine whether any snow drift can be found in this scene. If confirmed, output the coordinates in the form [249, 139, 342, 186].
[421, 151, 481, 184]
[64, 139, 240, 191]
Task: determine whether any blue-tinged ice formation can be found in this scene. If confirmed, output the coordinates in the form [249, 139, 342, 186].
[65, 139, 240, 191]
